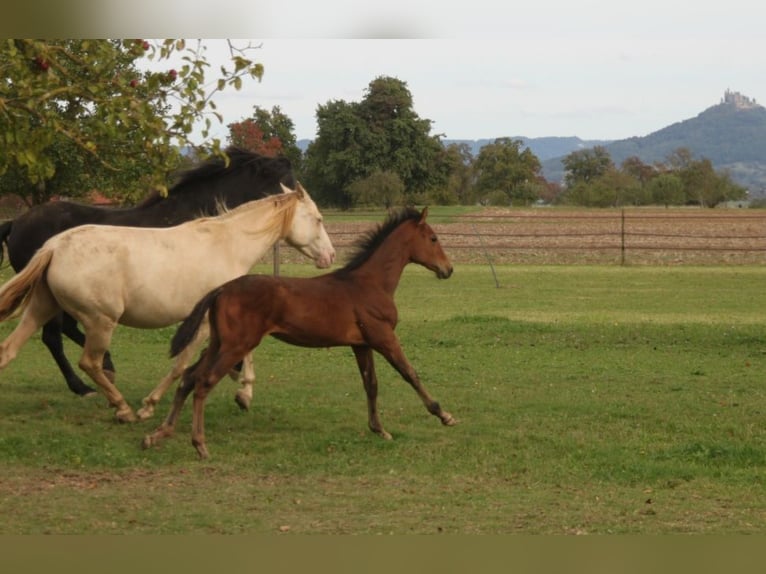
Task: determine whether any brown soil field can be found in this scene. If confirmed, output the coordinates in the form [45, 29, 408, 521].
[278, 208, 766, 266]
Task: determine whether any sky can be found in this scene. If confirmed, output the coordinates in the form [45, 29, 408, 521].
[31, 0, 764, 145]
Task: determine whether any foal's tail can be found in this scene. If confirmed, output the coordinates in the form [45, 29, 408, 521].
[170, 286, 223, 358]
[0, 219, 12, 267]
[0, 245, 53, 321]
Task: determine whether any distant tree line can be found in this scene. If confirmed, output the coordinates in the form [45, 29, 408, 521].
[231, 77, 745, 209]
[0, 42, 748, 210]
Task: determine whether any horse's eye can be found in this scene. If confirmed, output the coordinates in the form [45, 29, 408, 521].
[431, 235, 438, 243]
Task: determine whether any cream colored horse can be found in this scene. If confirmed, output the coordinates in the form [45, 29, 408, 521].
[0, 184, 335, 422]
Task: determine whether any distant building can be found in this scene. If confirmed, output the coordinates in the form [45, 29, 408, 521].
[721, 89, 759, 109]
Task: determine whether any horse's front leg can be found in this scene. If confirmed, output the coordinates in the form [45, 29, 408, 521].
[61, 312, 116, 380]
[352, 345, 392, 440]
[77, 318, 135, 422]
[375, 337, 456, 428]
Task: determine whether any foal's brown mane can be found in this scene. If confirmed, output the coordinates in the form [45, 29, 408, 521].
[339, 206, 422, 273]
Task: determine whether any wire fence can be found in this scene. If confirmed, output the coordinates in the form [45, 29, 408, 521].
[2, 205, 764, 267]
[317, 209, 766, 266]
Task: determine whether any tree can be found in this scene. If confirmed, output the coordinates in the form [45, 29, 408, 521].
[228, 105, 303, 171]
[647, 172, 685, 207]
[437, 142, 474, 205]
[304, 76, 446, 208]
[678, 158, 746, 207]
[346, 170, 404, 207]
[473, 137, 542, 205]
[0, 39, 264, 205]
[562, 146, 614, 188]
[227, 119, 284, 157]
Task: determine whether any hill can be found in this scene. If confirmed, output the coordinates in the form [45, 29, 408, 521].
[541, 90, 766, 193]
[297, 90, 766, 195]
[442, 137, 612, 161]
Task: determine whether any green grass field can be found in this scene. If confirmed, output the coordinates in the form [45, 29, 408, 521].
[0, 263, 764, 533]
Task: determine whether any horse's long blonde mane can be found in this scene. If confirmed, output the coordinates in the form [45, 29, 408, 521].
[208, 190, 301, 238]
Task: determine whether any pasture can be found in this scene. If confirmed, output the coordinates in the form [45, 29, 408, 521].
[0, 260, 764, 534]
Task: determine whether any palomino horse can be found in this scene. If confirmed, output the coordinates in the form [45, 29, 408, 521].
[0, 147, 296, 397]
[143, 206, 456, 459]
[0, 185, 335, 423]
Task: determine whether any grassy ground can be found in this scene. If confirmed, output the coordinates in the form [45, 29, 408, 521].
[0, 263, 765, 533]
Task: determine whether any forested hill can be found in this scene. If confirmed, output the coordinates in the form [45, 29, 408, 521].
[541, 92, 766, 192]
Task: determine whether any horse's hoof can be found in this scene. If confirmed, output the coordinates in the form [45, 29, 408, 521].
[441, 412, 458, 426]
[194, 441, 210, 459]
[234, 393, 250, 411]
[142, 435, 157, 449]
[115, 410, 137, 423]
[136, 406, 153, 420]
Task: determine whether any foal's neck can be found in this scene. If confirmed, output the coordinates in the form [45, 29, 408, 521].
[354, 225, 413, 294]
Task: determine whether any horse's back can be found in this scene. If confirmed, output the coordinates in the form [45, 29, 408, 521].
[5, 202, 112, 270]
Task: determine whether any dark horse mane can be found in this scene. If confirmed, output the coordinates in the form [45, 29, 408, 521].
[339, 206, 422, 273]
[135, 147, 294, 208]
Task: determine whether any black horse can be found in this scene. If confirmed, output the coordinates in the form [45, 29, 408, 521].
[0, 147, 296, 397]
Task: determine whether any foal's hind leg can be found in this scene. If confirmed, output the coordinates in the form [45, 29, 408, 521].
[41, 315, 97, 396]
[191, 348, 248, 459]
[142, 357, 202, 450]
[77, 317, 135, 422]
[351, 346, 392, 440]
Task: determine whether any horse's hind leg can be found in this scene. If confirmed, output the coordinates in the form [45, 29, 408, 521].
[0, 285, 59, 373]
[351, 346, 392, 440]
[137, 321, 210, 420]
[77, 317, 135, 422]
[234, 353, 255, 411]
[41, 315, 97, 397]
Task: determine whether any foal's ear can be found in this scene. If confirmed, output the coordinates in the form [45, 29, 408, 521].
[295, 181, 306, 198]
[418, 206, 429, 224]
[279, 182, 292, 194]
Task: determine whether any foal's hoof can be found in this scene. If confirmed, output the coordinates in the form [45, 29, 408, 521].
[136, 405, 154, 420]
[441, 412, 458, 426]
[142, 434, 158, 450]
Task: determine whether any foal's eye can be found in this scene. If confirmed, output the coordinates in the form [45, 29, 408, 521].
[431, 235, 438, 243]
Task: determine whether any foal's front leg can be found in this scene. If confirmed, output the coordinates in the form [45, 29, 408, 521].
[376, 336, 456, 428]
[352, 345, 392, 439]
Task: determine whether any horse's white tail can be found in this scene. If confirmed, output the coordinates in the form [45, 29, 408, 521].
[0, 246, 54, 321]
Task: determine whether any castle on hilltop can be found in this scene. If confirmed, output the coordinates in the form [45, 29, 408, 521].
[721, 89, 759, 109]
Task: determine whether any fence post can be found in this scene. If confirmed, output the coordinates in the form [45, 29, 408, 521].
[272, 243, 280, 276]
[471, 223, 500, 288]
[620, 209, 626, 266]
